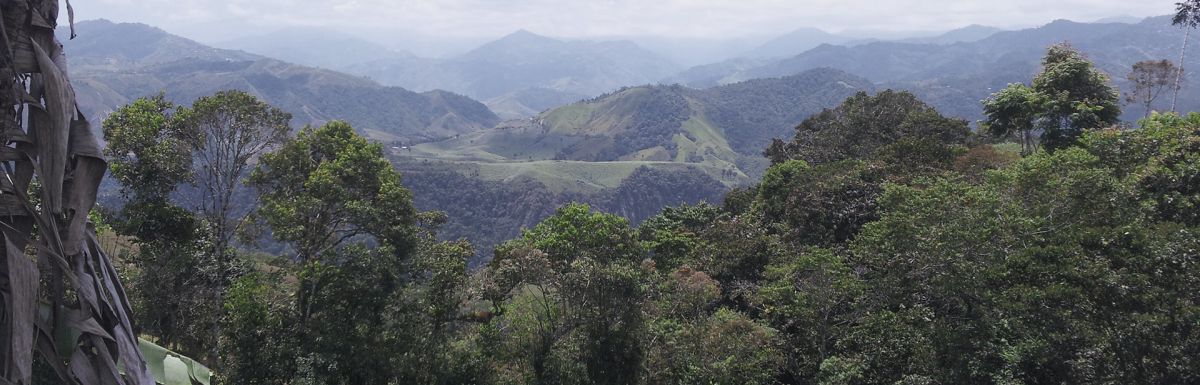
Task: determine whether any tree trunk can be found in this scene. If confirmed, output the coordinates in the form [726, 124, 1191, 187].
[1173, 28, 1191, 113]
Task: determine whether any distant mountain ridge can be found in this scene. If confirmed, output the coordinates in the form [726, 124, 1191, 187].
[341, 30, 681, 118]
[63, 20, 499, 142]
[898, 25, 1005, 45]
[65, 19, 260, 72]
[742, 28, 854, 59]
[669, 16, 1198, 121]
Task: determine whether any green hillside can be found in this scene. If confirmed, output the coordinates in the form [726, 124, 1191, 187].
[403, 67, 872, 190]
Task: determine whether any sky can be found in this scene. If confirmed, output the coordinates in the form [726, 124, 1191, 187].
[71, 0, 1171, 46]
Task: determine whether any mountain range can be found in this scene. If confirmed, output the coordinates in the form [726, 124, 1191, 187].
[335, 30, 681, 119]
[671, 16, 1191, 121]
[64, 20, 499, 143]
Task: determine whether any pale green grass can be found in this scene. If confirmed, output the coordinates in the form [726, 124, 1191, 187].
[991, 142, 1023, 156]
[398, 158, 751, 193]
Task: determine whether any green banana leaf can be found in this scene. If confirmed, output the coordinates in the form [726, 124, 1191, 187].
[137, 338, 211, 385]
[38, 302, 213, 385]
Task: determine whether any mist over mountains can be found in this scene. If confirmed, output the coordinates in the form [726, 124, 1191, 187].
[64, 20, 499, 143]
[671, 16, 1195, 121]
[64, 14, 1194, 160]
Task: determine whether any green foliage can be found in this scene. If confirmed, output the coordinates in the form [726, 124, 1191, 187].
[519, 203, 642, 265]
[757, 249, 862, 380]
[1083, 112, 1200, 225]
[758, 160, 884, 246]
[220, 273, 294, 385]
[101, 94, 227, 363]
[765, 90, 970, 165]
[101, 94, 191, 200]
[1175, 0, 1200, 28]
[642, 308, 783, 385]
[250, 120, 418, 261]
[983, 43, 1121, 152]
[480, 205, 649, 385]
[1034, 44, 1122, 149]
[982, 84, 1042, 155]
[637, 203, 724, 270]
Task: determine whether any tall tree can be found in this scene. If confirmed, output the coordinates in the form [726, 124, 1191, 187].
[983, 84, 1042, 155]
[173, 91, 289, 362]
[102, 95, 219, 361]
[249, 120, 417, 321]
[1033, 43, 1121, 150]
[241, 120, 445, 384]
[983, 44, 1120, 152]
[173, 90, 290, 274]
[1127, 60, 1179, 118]
[1172, 0, 1200, 112]
[481, 203, 647, 385]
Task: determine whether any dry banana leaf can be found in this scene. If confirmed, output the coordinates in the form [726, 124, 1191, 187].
[3, 238, 37, 385]
[0, 1, 167, 384]
[30, 38, 71, 213]
[65, 0, 76, 39]
[65, 113, 105, 255]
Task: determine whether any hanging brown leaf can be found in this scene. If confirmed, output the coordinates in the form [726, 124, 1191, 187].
[30, 38, 71, 214]
[3, 239, 37, 385]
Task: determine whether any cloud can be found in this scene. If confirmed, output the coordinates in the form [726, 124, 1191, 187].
[66, 0, 1173, 42]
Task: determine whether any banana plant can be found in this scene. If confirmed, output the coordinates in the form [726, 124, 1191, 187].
[0, 1, 158, 384]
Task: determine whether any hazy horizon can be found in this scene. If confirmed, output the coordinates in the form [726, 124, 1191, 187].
[72, 0, 1169, 58]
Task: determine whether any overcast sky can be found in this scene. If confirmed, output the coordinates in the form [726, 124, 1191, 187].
[71, 0, 1171, 44]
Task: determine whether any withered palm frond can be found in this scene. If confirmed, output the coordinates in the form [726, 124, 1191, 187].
[0, 1, 165, 384]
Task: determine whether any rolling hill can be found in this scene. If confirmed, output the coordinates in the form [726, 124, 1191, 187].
[396, 68, 872, 259]
[63, 20, 500, 142]
[403, 67, 873, 187]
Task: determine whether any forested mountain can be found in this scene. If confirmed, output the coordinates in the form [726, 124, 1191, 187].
[402, 165, 728, 267]
[63, 20, 500, 142]
[398, 68, 872, 257]
[63, 19, 259, 71]
[671, 17, 1195, 121]
[342, 30, 681, 116]
[666, 24, 1004, 87]
[411, 68, 872, 174]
